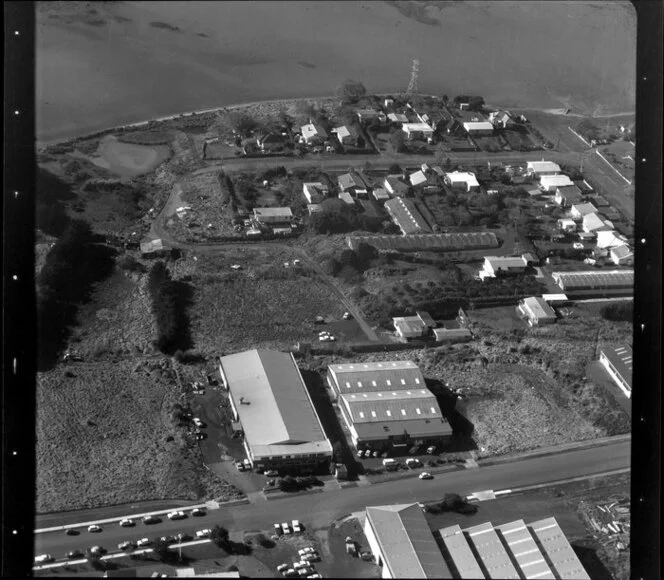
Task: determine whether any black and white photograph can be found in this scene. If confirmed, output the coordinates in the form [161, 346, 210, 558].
[2, 1, 661, 578]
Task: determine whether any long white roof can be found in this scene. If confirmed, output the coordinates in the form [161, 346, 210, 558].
[527, 161, 561, 173]
[539, 174, 574, 188]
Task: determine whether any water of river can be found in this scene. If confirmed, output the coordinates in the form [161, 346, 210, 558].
[36, 0, 636, 144]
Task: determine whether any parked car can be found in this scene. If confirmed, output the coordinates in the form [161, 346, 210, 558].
[192, 417, 204, 428]
[66, 550, 84, 559]
[88, 525, 102, 533]
[34, 554, 53, 564]
[343, 312, 352, 320]
[196, 529, 212, 538]
[191, 508, 206, 517]
[303, 553, 320, 562]
[119, 519, 134, 527]
[360, 551, 373, 561]
[136, 538, 151, 547]
[89, 546, 106, 555]
[281, 522, 291, 535]
[372, 451, 379, 457]
[426, 446, 437, 454]
[298, 547, 316, 556]
[284, 569, 297, 578]
[176, 533, 193, 542]
[118, 541, 134, 551]
[419, 472, 433, 480]
[65, 529, 79, 536]
[167, 511, 186, 521]
[298, 567, 315, 576]
[307, 575, 322, 579]
[235, 461, 246, 471]
[142, 515, 159, 525]
[277, 563, 289, 573]
[265, 469, 279, 477]
[292, 519, 302, 533]
[160, 536, 176, 544]
[274, 523, 283, 535]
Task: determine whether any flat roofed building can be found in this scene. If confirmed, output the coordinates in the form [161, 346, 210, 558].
[302, 182, 328, 204]
[218, 350, 332, 471]
[338, 171, 369, 193]
[333, 125, 361, 146]
[444, 171, 480, 192]
[558, 218, 577, 232]
[542, 293, 568, 305]
[346, 232, 498, 252]
[385, 198, 432, 235]
[528, 517, 590, 580]
[554, 185, 583, 206]
[526, 161, 561, 177]
[599, 345, 633, 398]
[409, 170, 428, 187]
[464, 522, 520, 579]
[356, 109, 387, 124]
[387, 112, 409, 124]
[610, 244, 634, 266]
[596, 230, 628, 249]
[539, 174, 574, 192]
[495, 520, 555, 580]
[373, 188, 391, 201]
[552, 270, 633, 292]
[253, 207, 293, 224]
[439, 525, 485, 579]
[364, 504, 452, 579]
[393, 317, 427, 339]
[338, 191, 355, 205]
[518, 297, 557, 326]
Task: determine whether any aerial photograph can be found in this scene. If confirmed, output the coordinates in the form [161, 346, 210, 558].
[31, 1, 636, 578]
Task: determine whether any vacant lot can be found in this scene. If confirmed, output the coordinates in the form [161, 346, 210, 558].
[472, 134, 508, 152]
[502, 128, 540, 151]
[186, 251, 346, 355]
[36, 358, 239, 512]
[598, 140, 635, 182]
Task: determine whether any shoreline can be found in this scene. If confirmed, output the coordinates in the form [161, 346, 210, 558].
[37, 95, 635, 150]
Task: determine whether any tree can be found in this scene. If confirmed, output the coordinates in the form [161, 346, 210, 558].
[388, 163, 402, 174]
[332, 441, 345, 462]
[390, 131, 407, 153]
[152, 538, 173, 562]
[228, 112, 258, 137]
[442, 94, 449, 105]
[336, 79, 367, 104]
[210, 525, 230, 548]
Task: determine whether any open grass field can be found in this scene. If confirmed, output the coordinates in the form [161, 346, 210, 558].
[184, 251, 346, 355]
[36, 358, 238, 513]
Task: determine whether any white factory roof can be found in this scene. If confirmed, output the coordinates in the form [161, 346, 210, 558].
[463, 121, 494, 132]
[539, 174, 574, 189]
[445, 171, 480, 188]
[402, 122, 434, 132]
[527, 161, 561, 174]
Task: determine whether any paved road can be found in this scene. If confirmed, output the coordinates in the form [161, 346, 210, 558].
[34, 439, 630, 558]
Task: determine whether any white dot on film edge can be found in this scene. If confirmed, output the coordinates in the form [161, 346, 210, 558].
[14, 30, 20, 36]
[641, 238, 646, 244]
[12, 451, 17, 456]
[14, 110, 20, 115]
[12, 275, 18, 280]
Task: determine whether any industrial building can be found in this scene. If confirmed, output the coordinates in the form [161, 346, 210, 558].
[346, 232, 498, 252]
[518, 296, 557, 326]
[365, 504, 452, 579]
[432, 327, 473, 343]
[444, 171, 480, 192]
[539, 174, 574, 192]
[326, 361, 451, 450]
[599, 345, 633, 398]
[252, 207, 293, 224]
[364, 504, 589, 580]
[526, 160, 561, 177]
[479, 255, 530, 280]
[551, 270, 634, 294]
[392, 311, 436, 340]
[218, 349, 332, 472]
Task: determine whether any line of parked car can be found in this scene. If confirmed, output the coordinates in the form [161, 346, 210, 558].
[276, 545, 322, 577]
[274, 519, 302, 535]
[36, 509, 208, 565]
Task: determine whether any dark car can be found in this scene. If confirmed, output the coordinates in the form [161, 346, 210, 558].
[65, 529, 80, 536]
[66, 550, 84, 559]
[142, 515, 160, 525]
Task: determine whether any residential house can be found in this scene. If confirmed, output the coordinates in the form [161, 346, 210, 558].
[558, 218, 577, 232]
[444, 171, 480, 192]
[596, 230, 628, 249]
[384, 197, 431, 235]
[417, 110, 448, 132]
[526, 161, 561, 178]
[479, 255, 529, 280]
[338, 191, 356, 206]
[518, 296, 557, 326]
[463, 121, 494, 135]
[140, 237, 170, 258]
[337, 172, 369, 197]
[582, 212, 614, 233]
[253, 207, 293, 225]
[408, 170, 428, 189]
[372, 188, 391, 202]
[570, 202, 598, 220]
[300, 123, 328, 145]
[256, 132, 287, 152]
[307, 203, 322, 216]
[402, 122, 434, 141]
[574, 179, 594, 194]
[333, 125, 362, 147]
[383, 174, 410, 197]
[302, 182, 329, 204]
[488, 110, 513, 129]
[392, 311, 436, 340]
[432, 327, 472, 343]
[356, 109, 387, 125]
[554, 185, 583, 206]
[609, 244, 634, 266]
[539, 174, 574, 192]
[387, 112, 409, 126]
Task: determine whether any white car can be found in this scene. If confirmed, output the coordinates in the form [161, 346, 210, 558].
[196, 529, 212, 538]
[119, 519, 134, 527]
[34, 554, 53, 564]
[319, 335, 330, 342]
[88, 524, 102, 533]
[298, 547, 316, 556]
[292, 519, 302, 533]
[265, 469, 279, 477]
[277, 564, 289, 573]
[307, 575, 322, 579]
[167, 510, 186, 520]
[419, 472, 434, 480]
[303, 553, 320, 562]
[136, 538, 151, 547]
[343, 312, 351, 320]
[328, 335, 336, 342]
[281, 522, 291, 535]
[192, 418, 204, 428]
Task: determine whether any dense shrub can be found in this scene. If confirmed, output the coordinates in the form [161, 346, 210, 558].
[600, 301, 633, 322]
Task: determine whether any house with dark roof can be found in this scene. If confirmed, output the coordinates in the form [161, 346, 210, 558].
[333, 125, 362, 147]
[337, 172, 369, 196]
[256, 132, 287, 152]
[554, 185, 584, 206]
[392, 311, 435, 340]
[518, 296, 557, 326]
[218, 350, 332, 472]
[383, 175, 410, 197]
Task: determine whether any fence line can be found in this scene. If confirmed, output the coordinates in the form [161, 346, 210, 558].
[595, 150, 632, 185]
[567, 126, 592, 147]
